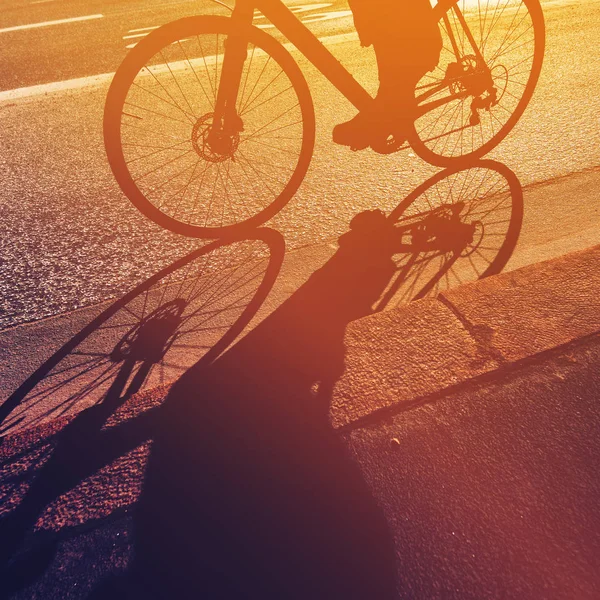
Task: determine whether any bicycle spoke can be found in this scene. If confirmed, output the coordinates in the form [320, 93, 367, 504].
[132, 79, 195, 121]
[240, 83, 294, 118]
[239, 43, 257, 110]
[196, 35, 217, 104]
[125, 139, 190, 165]
[177, 39, 215, 108]
[135, 149, 194, 183]
[239, 55, 272, 115]
[124, 100, 190, 125]
[141, 64, 196, 123]
[239, 69, 286, 116]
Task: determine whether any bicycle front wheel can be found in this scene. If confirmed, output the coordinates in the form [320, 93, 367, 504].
[104, 16, 315, 237]
[408, 0, 545, 167]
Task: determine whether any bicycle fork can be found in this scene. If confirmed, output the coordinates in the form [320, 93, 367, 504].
[207, 2, 254, 155]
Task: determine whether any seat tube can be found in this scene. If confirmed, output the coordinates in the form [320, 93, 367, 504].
[213, 0, 254, 128]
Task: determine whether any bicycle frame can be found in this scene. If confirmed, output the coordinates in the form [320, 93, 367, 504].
[214, 0, 478, 130]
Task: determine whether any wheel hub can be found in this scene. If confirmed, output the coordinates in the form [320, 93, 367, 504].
[191, 113, 240, 163]
[447, 55, 491, 96]
[446, 55, 500, 126]
[110, 299, 185, 364]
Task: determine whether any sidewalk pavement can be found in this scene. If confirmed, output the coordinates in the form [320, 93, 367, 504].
[1, 242, 599, 598]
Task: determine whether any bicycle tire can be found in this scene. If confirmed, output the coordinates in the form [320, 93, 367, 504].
[104, 16, 315, 238]
[407, 0, 545, 167]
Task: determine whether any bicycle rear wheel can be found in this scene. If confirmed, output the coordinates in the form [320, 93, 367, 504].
[104, 16, 315, 238]
[408, 0, 544, 167]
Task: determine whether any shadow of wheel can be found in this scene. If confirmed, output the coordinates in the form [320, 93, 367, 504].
[377, 159, 523, 310]
[0, 229, 284, 435]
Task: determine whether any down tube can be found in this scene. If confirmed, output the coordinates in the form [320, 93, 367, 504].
[259, 0, 373, 112]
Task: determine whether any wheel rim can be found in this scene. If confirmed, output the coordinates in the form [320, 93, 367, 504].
[379, 161, 522, 309]
[107, 20, 309, 235]
[412, 0, 541, 163]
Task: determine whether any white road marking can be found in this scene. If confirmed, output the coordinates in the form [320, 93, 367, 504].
[128, 25, 161, 33]
[0, 31, 359, 103]
[254, 3, 332, 18]
[125, 37, 191, 50]
[302, 10, 353, 24]
[241, 7, 351, 31]
[0, 72, 115, 102]
[0, 14, 104, 34]
[122, 26, 160, 47]
[127, 5, 339, 43]
[286, 3, 333, 13]
[123, 32, 152, 40]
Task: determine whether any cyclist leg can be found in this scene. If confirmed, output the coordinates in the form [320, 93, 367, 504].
[334, 0, 442, 149]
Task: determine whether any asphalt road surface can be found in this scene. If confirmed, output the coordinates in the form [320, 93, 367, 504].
[1, 3, 599, 597]
[1, 0, 599, 330]
[2, 279, 600, 600]
[0, 0, 354, 91]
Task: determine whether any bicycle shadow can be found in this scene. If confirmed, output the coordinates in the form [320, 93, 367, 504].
[378, 160, 523, 309]
[0, 229, 284, 592]
[90, 165, 523, 598]
[90, 209, 403, 600]
[1, 162, 523, 598]
[2, 213, 398, 599]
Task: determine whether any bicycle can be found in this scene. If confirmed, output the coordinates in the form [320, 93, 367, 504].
[104, 0, 544, 238]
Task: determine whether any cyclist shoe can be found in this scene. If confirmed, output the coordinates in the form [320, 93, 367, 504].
[332, 97, 411, 152]
[332, 110, 376, 151]
[334, 24, 441, 152]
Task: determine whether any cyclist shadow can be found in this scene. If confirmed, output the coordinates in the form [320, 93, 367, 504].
[105, 212, 403, 599]
[2, 163, 522, 598]
[110, 166, 523, 598]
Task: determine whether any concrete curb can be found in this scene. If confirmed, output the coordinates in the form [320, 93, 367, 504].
[2, 243, 599, 437]
[331, 243, 600, 429]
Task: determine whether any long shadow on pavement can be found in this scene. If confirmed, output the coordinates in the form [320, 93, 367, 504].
[0, 229, 285, 596]
[95, 161, 524, 598]
[0, 161, 523, 598]
[95, 210, 404, 600]
[0, 231, 283, 436]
